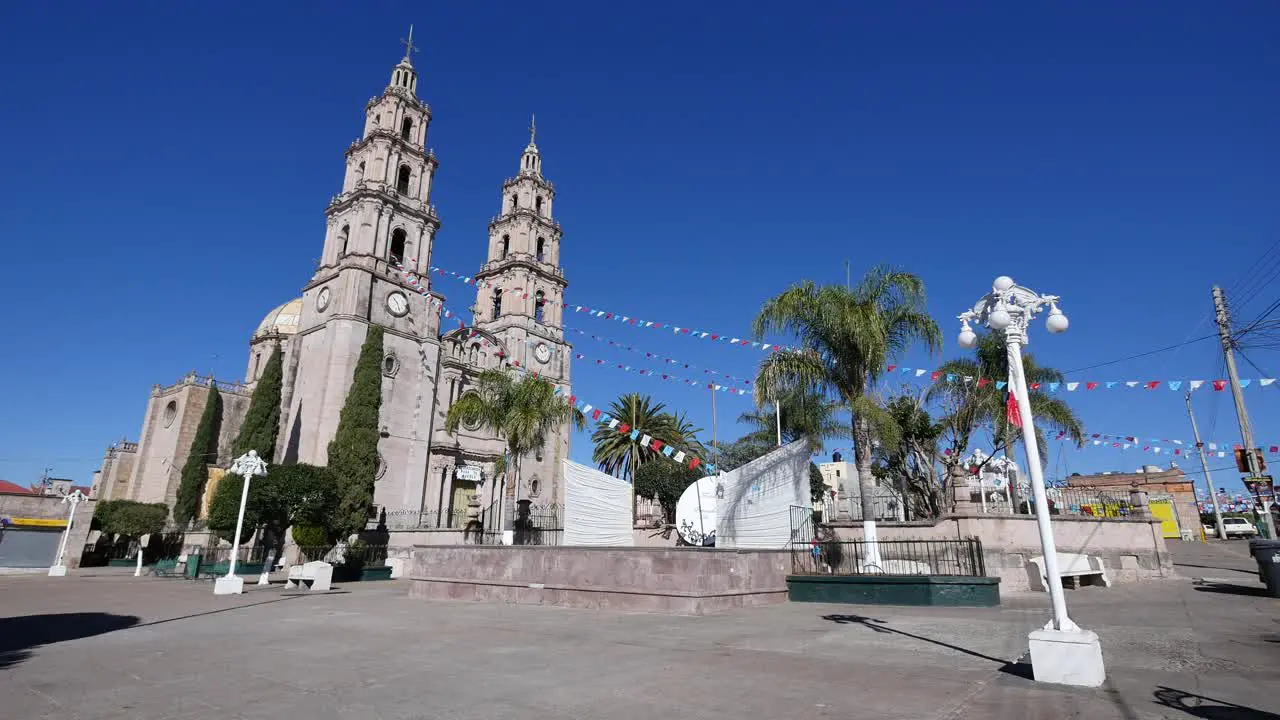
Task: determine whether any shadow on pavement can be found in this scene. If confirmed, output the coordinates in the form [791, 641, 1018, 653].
[0, 612, 140, 670]
[821, 613, 1018, 668]
[1153, 685, 1280, 719]
[1192, 584, 1272, 598]
[1175, 562, 1257, 574]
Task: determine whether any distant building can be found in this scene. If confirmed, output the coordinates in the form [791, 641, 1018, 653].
[1063, 465, 1196, 539]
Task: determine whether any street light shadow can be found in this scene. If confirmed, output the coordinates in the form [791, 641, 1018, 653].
[821, 613, 1020, 670]
[1192, 584, 1272, 598]
[1153, 685, 1280, 719]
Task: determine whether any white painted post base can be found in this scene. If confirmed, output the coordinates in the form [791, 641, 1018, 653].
[47, 565, 67, 577]
[502, 530, 514, 545]
[134, 552, 144, 577]
[257, 570, 271, 586]
[1028, 628, 1106, 687]
[213, 574, 245, 596]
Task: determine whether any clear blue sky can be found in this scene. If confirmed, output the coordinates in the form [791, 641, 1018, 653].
[1, 2, 1278, 500]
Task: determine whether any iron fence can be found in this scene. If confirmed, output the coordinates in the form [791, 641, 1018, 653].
[831, 492, 907, 522]
[295, 544, 388, 566]
[972, 486, 1138, 519]
[791, 537, 987, 577]
[512, 502, 562, 546]
[189, 544, 268, 565]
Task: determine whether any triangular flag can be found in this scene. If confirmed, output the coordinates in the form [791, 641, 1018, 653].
[1105, 382, 1118, 389]
[1213, 380, 1226, 391]
[1240, 379, 1252, 388]
[1086, 382, 1098, 390]
[996, 381, 1007, 390]
[1048, 382, 1060, 392]
[1067, 382, 1079, 391]
[1189, 380, 1204, 390]
[1168, 381, 1182, 391]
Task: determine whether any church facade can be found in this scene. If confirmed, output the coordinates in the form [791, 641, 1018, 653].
[95, 41, 573, 530]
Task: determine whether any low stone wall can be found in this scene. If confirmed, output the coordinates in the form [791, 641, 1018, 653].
[408, 545, 790, 614]
[0, 492, 96, 569]
[829, 513, 1174, 592]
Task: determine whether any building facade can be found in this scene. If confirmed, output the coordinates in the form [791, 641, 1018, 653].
[96, 40, 573, 531]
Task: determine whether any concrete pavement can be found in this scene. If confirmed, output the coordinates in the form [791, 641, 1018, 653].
[0, 542, 1275, 719]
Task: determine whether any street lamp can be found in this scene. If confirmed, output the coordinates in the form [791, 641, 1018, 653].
[48, 489, 87, 577]
[214, 450, 268, 596]
[958, 277, 1105, 688]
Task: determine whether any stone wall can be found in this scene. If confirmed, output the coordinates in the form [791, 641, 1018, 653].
[408, 546, 790, 614]
[830, 513, 1173, 592]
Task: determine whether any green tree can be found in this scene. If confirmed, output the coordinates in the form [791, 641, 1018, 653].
[809, 462, 827, 504]
[327, 326, 385, 540]
[445, 368, 585, 506]
[634, 460, 702, 524]
[173, 386, 223, 525]
[738, 384, 843, 454]
[753, 268, 941, 528]
[231, 346, 284, 460]
[928, 332, 1084, 508]
[208, 463, 337, 543]
[95, 499, 168, 539]
[875, 393, 945, 518]
[591, 393, 677, 480]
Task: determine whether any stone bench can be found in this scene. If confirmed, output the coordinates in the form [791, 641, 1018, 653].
[286, 561, 333, 591]
[1030, 553, 1111, 590]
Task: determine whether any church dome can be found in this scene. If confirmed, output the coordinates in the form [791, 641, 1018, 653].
[253, 298, 303, 340]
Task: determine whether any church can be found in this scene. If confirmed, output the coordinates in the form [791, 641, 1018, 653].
[93, 36, 574, 530]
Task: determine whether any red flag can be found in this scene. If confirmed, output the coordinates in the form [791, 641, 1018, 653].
[1030, 382, 1041, 390]
[618, 423, 630, 433]
[591, 409, 601, 420]
[568, 395, 577, 406]
[1213, 380, 1226, 391]
[689, 457, 702, 470]
[1086, 382, 1098, 390]
[977, 378, 992, 388]
[1270, 446, 1278, 453]
[1006, 393, 1023, 428]
[1145, 381, 1159, 390]
[887, 365, 897, 372]
[930, 371, 941, 381]
[652, 440, 665, 451]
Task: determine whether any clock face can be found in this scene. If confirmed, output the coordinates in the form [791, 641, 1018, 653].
[534, 343, 551, 364]
[317, 287, 331, 312]
[386, 291, 409, 317]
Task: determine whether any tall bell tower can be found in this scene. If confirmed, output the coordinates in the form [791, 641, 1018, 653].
[473, 117, 572, 501]
[282, 27, 445, 516]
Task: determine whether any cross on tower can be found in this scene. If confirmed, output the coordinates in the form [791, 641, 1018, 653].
[401, 24, 419, 61]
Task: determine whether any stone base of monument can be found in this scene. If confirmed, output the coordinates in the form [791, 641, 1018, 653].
[1028, 627, 1106, 687]
[214, 574, 245, 595]
[409, 546, 790, 615]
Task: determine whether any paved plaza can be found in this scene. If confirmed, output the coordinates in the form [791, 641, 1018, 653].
[1, 542, 1276, 720]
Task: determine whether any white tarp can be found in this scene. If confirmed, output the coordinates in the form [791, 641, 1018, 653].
[715, 440, 812, 549]
[563, 460, 634, 546]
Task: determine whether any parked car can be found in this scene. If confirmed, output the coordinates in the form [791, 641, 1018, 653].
[1204, 524, 1217, 538]
[1222, 517, 1259, 539]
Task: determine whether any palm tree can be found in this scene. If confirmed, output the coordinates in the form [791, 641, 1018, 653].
[444, 369, 585, 506]
[591, 393, 676, 480]
[738, 384, 843, 455]
[753, 267, 941, 545]
[929, 332, 1084, 509]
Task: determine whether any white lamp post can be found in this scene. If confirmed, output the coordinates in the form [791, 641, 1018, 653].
[958, 276, 1105, 688]
[214, 450, 268, 596]
[48, 489, 87, 577]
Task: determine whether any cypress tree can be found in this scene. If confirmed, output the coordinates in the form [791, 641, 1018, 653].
[327, 326, 384, 540]
[174, 386, 222, 525]
[231, 346, 284, 460]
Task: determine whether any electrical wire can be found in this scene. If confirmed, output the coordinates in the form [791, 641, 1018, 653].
[1063, 334, 1218, 375]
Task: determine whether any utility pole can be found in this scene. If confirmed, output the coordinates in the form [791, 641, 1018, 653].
[1186, 392, 1225, 541]
[1212, 285, 1276, 539]
[710, 385, 719, 470]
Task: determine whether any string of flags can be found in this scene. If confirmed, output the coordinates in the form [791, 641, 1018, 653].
[424, 264, 790, 353]
[550, 386, 717, 475]
[1055, 431, 1280, 459]
[885, 366, 1278, 396]
[1196, 488, 1259, 514]
[565, 328, 756, 388]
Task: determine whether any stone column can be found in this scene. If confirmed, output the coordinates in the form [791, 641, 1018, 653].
[1129, 488, 1151, 519]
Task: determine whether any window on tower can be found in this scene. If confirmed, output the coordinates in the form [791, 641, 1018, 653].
[535, 196, 543, 215]
[535, 290, 546, 323]
[492, 289, 503, 320]
[340, 225, 350, 257]
[501, 235, 510, 259]
[397, 166, 412, 195]
[510, 194, 518, 211]
[390, 228, 406, 265]
[401, 117, 413, 141]
[536, 237, 545, 262]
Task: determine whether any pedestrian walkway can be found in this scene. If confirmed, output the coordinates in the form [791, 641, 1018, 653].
[0, 542, 1275, 719]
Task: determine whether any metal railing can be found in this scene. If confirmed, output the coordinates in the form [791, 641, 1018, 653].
[791, 537, 987, 577]
[295, 544, 388, 567]
[972, 486, 1138, 519]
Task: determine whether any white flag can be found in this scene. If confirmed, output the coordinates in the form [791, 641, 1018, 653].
[1067, 382, 1079, 391]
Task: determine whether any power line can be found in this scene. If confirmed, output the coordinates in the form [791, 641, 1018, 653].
[1063, 333, 1218, 375]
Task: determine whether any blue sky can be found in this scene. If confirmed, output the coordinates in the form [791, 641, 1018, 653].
[1, 2, 1277, 499]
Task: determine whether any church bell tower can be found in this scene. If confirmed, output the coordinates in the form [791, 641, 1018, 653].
[281, 27, 445, 515]
[473, 117, 572, 501]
